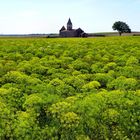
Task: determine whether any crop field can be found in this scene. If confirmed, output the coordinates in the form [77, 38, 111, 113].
[0, 37, 140, 140]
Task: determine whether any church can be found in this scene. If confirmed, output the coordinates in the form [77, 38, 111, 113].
[59, 18, 87, 37]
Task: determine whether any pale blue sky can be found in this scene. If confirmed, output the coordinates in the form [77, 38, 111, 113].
[0, 0, 139, 34]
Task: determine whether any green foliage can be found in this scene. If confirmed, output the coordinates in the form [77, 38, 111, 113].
[108, 76, 138, 90]
[126, 56, 139, 66]
[82, 81, 101, 92]
[23, 94, 44, 110]
[94, 73, 113, 88]
[0, 37, 140, 139]
[112, 21, 131, 36]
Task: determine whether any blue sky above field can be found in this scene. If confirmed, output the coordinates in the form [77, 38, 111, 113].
[0, 0, 139, 34]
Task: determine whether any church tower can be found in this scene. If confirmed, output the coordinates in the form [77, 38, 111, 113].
[67, 18, 72, 30]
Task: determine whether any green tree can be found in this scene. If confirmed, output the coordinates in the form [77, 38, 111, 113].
[112, 21, 131, 36]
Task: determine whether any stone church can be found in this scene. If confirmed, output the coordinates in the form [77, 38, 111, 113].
[59, 18, 87, 37]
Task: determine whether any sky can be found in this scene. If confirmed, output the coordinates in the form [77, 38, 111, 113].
[0, 0, 139, 34]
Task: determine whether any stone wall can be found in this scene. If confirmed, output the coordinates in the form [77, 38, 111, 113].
[60, 30, 77, 37]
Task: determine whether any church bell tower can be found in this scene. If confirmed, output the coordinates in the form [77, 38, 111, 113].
[67, 18, 72, 30]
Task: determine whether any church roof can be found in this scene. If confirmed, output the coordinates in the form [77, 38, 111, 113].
[60, 29, 76, 33]
[76, 28, 84, 32]
[67, 18, 72, 25]
[60, 26, 66, 31]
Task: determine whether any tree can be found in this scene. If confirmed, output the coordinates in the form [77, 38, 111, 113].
[112, 21, 131, 36]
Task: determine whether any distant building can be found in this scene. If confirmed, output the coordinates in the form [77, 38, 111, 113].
[59, 18, 87, 37]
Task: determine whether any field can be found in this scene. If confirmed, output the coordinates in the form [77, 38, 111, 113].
[0, 37, 140, 140]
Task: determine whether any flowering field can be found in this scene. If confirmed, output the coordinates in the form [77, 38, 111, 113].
[0, 37, 140, 140]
